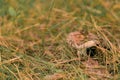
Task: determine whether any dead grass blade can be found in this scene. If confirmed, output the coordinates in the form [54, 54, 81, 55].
[0, 56, 22, 66]
[44, 73, 65, 80]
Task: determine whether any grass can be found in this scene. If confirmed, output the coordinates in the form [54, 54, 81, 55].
[0, 0, 120, 80]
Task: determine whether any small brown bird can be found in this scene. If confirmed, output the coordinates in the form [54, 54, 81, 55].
[66, 31, 99, 56]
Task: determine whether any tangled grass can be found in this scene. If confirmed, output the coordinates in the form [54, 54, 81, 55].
[0, 0, 120, 80]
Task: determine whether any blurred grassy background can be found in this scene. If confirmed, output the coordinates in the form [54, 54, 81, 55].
[0, 0, 120, 80]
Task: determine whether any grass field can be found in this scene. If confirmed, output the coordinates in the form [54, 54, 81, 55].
[0, 0, 120, 80]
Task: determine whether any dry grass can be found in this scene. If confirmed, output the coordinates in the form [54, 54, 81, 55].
[0, 0, 120, 80]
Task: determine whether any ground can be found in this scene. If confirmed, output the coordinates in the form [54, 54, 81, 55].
[0, 0, 120, 80]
